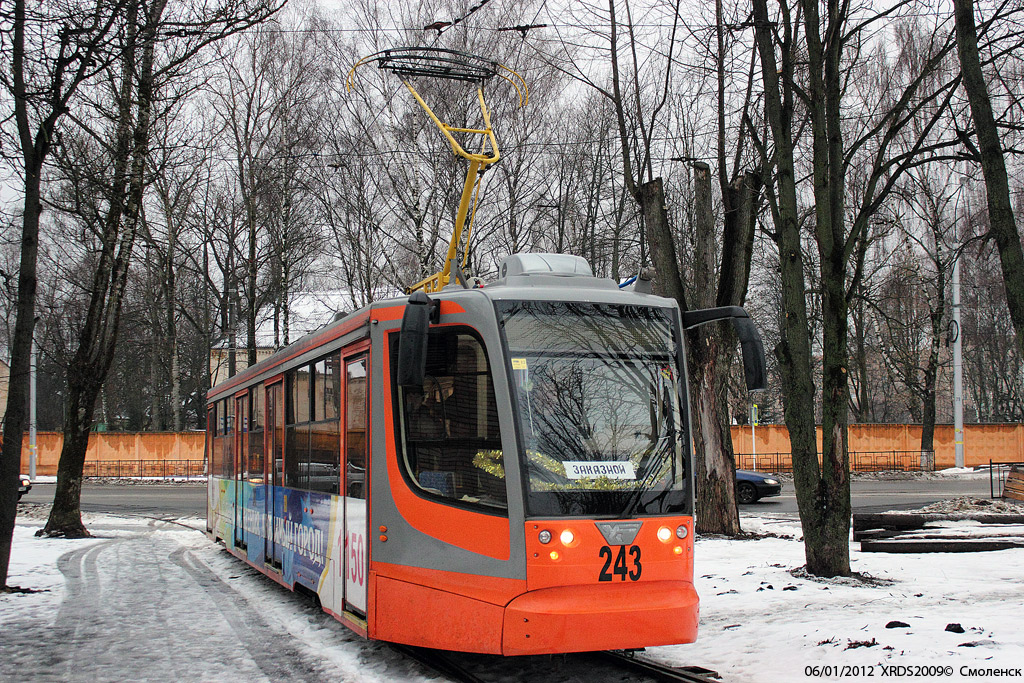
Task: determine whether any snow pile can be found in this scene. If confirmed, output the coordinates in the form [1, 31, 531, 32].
[934, 467, 982, 476]
[729, 514, 804, 540]
[77, 476, 206, 486]
[14, 502, 50, 521]
[911, 495, 1024, 515]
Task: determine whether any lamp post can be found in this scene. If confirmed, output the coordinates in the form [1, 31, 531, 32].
[29, 334, 37, 481]
[953, 177, 966, 469]
[751, 402, 758, 471]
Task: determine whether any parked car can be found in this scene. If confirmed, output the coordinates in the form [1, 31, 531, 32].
[18, 475, 32, 500]
[736, 469, 781, 504]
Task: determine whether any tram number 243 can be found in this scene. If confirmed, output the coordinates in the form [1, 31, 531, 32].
[598, 545, 642, 582]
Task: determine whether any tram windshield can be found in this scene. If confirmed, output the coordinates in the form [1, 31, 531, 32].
[498, 301, 689, 517]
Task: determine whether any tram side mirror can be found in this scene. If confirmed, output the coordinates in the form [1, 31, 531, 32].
[730, 316, 767, 392]
[397, 291, 435, 387]
[682, 305, 767, 392]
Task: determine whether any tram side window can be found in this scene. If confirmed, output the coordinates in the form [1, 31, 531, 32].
[309, 353, 340, 494]
[249, 385, 265, 482]
[208, 404, 220, 477]
[285, 353, 340, 493]
[285, 366, 310, 489]
[393, 329, 506, 511]
[222, 398, 235, 479]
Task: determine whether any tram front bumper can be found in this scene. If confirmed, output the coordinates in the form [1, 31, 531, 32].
[501, 580, 699, 655]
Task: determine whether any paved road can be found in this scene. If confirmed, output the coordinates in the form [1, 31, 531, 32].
[22, 482, 207, 518]
[22, 474, 999, 518]
[741, 475, 996, 514]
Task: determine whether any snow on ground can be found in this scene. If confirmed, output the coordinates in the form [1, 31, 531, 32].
[912, 496, 1024, 515]
[655, 516, 1024, 682]
[935, 468, 984, 477]
[3, 510, 1023, 682]
[26, 476, 205, 485]
[2, 515, 430, 683]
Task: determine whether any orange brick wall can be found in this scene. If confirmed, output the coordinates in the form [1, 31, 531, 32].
[730, 423, 1024, 469]
[17, 425, 1024, 476]
[20, 432, 206, 476]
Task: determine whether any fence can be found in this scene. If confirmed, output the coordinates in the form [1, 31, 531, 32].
[20, 432, 206, 476]
[989, 460, 1024, 498]
[18, 424, 1024, 477]
[736, 450, 935, 474]
[82, 459, 206, 479]
[733, 423, 1024, 469]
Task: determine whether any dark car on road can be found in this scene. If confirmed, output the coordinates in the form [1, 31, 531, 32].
[18, 475, 32, 500]
[736, 469, 782, 504]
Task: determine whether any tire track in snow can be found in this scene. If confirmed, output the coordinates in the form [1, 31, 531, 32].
[4, 521, 329, 681]
[170, 547, 328, 682]
[53, 537, 126, 680]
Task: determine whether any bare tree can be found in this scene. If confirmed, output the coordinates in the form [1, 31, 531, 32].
[0, 0, 127, 587]
[952, 0, 1024, 362]
[38, 0, 283, 538]
[750, 0, 964, 575]
[874, 167, 959, 454]
[538, 0, 765, 534]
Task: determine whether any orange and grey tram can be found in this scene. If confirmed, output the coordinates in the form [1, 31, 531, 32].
[206, 253, 764, 655]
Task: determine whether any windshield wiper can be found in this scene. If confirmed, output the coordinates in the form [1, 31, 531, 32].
[615, 429, 678, 519]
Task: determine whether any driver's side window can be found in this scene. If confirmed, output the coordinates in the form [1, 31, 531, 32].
[393, 329, 507, 511]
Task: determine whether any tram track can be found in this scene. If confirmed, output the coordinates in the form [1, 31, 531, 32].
[390, 644, 490, 683]
[391, 644, 721, 683]
[599, 651, 722, 682]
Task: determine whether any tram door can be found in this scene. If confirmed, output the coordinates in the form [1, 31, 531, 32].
[343, 355, 368, 613]
[266, 380, 285, 569]
[234, 393, 248, 548]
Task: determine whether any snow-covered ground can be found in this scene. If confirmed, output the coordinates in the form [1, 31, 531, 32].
[2, 516, 429, 683]
[3, 510, 1023, 682]
[669, 516, 1024, 681]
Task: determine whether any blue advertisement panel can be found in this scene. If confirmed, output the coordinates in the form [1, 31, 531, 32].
[213, 480, 342, 604]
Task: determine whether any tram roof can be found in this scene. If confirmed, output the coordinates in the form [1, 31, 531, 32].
[207, 265, 677, 403]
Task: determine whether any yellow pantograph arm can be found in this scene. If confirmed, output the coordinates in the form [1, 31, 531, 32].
[402, 82, 500, 165]
[404, 86, 502, 293]
[462, 170, 485, 270]
[347, 49, 528, 294]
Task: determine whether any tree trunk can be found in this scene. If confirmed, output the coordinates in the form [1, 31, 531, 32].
[247, 198, 258, 367]
[852, 295, 871, 421]
[0, 159, 43, 584]
[688, 163, 740, 535]
[41, 373, 100, 538]
[639, 179, 687, 307]
[920, 302, 944, 454]
[167, 222, 182, 431]
[953, 0, 1024, 361]
[800, 0, 854, 577]
[753, 0, 831, 573]
[42, 0, 164, 537]
[642, 169, 760, 536]
[809, 251, 852, 575]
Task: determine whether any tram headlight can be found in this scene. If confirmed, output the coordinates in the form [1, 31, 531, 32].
[559, 529, 575, 546]
[676, 525, 689, 539]
[657, 526, 672, 543]
[538, 530, 552, 544]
